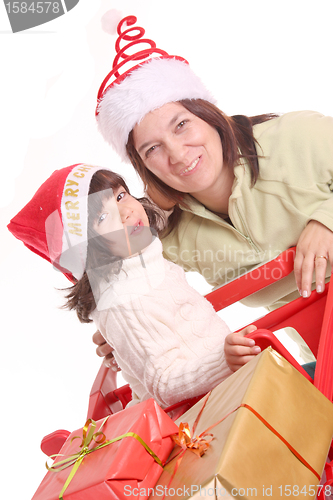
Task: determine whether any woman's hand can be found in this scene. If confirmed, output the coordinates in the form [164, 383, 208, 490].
[224, 325, 260, 372]
[92, 330, 121, 371]
[294, 220, 333, 298]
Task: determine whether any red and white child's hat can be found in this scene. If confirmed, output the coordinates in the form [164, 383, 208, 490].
[96, 14, 216, 162]
[7, 164, 108, 282]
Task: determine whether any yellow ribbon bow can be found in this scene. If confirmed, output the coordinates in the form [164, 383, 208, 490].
[46, 416, 163, 499]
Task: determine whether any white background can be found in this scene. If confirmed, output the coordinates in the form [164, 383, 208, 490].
[1, 0, 332, 498]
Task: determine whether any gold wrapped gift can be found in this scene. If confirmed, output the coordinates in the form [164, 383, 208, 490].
[152, 348, 333, 499]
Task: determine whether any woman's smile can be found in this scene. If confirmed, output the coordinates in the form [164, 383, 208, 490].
[179, 156, 201, 176]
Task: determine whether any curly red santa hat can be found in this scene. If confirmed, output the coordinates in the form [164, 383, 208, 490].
[96, 13, 216, 162]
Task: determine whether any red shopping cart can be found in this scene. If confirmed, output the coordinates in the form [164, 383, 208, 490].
[40, 246, 333, 471]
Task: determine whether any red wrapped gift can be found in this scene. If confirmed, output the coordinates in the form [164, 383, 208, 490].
[32, 399, 178, 500]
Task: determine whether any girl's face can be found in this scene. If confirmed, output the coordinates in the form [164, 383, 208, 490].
[132, 102, 223, 198]
[92, 186, 151, 258]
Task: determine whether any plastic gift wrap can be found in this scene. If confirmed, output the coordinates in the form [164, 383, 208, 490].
[152, 348, 333, 499]
[32, 399, 178, 500]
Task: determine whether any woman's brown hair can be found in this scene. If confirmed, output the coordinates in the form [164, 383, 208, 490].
[63, 169, 164, 323]
[126, 99, 277, 235]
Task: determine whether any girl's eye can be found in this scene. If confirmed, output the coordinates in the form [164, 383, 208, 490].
[97, 212, 107, 225]
[116, 191, 126, 202]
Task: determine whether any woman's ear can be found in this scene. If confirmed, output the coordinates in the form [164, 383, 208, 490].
[146, 184, 177, 211]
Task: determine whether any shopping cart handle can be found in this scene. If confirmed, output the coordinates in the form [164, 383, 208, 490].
[246, 329, 313, 382]
[205, 247, 296, 310]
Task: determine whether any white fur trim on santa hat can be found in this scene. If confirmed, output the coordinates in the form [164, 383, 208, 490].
[96, 58, 216, 162]
[45, 164, 109, 281]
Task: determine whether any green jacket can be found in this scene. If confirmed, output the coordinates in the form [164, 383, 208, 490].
[161, 111, 333, 308]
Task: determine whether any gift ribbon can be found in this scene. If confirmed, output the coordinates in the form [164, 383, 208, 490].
[47, 416, 163, 499]
[164, 393, 320, 495]
[240, 403, 320, 481]
[163, 392, 214, 496]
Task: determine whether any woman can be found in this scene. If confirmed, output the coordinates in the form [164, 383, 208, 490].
[94, 15, 333, 364]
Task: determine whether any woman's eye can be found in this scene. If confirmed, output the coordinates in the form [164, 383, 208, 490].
[145, 145, 157, 158]
[177, 120, 187, 129]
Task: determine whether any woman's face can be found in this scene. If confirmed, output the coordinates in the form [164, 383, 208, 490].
[132, 102, 223, 197]
[92, 186, 151, 258]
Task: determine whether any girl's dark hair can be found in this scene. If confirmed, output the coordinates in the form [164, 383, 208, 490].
[126, 99, 277, 236]
[63, 169, 164, 323]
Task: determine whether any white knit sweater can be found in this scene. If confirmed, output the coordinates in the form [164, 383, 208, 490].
[91, 237, 232, 408]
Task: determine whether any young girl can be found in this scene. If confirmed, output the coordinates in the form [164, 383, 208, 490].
[7, 163, 259, 409]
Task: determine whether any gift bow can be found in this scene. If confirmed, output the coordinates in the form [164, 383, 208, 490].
[47, 416, 163, 500]
[171, 392, 214, 458]
[46, 418, 107, 473]
[172, 422, 213, 457]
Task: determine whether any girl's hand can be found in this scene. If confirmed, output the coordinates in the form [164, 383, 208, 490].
[224, 325, 261, 372]
[294, 220, 333, 298]
[92, 330, 121, 372]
